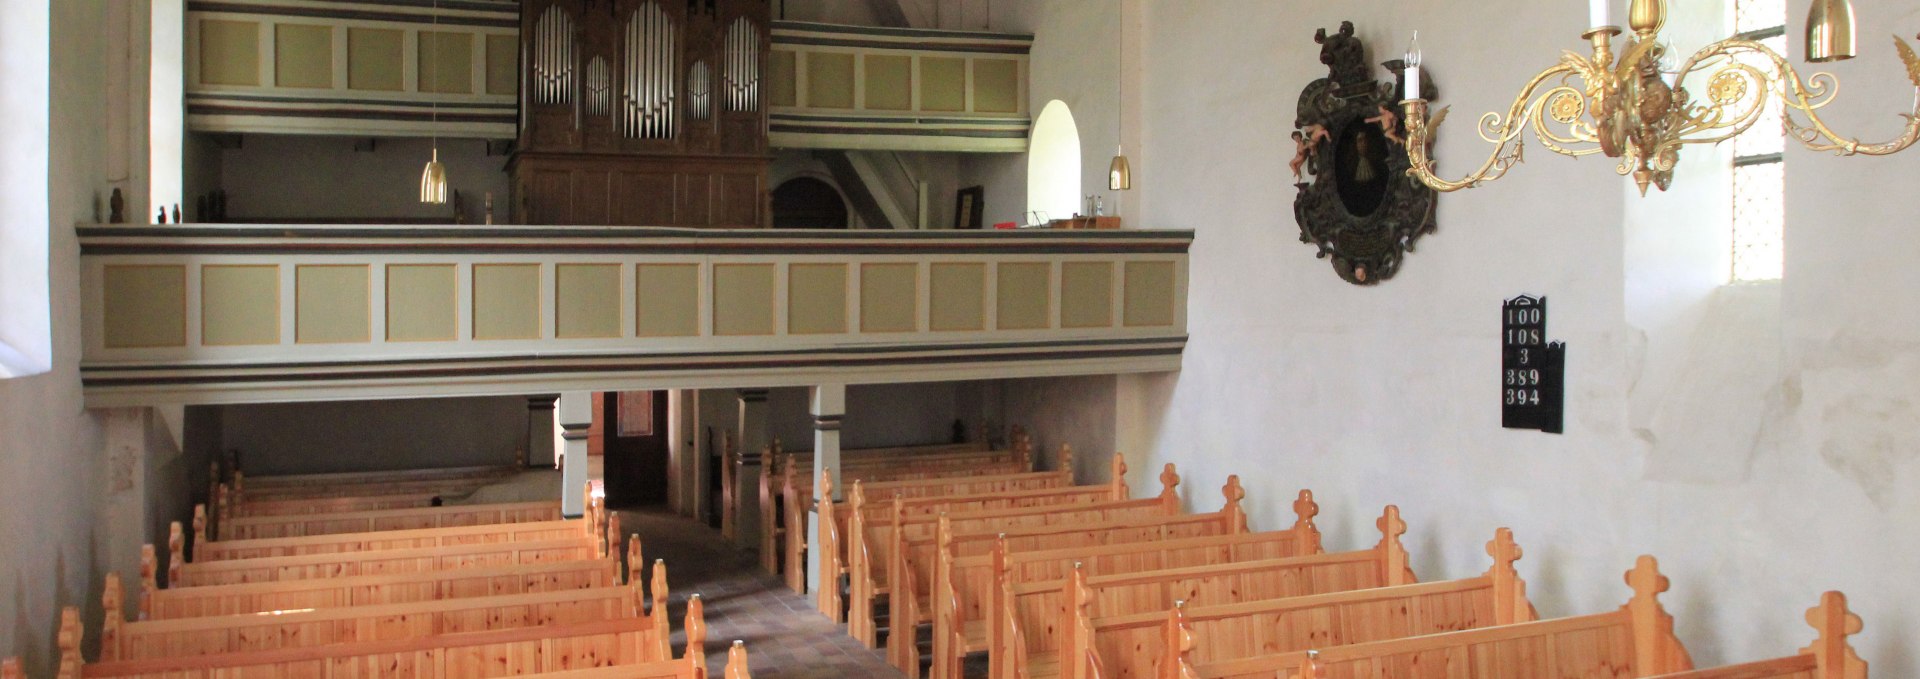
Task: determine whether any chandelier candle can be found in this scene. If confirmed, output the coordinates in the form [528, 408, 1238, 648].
[1589, 0, 1611, 32]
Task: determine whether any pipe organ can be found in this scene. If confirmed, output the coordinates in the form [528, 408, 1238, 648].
[511, 0, 771, 227]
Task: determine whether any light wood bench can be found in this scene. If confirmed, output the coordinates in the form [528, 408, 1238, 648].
[196, 518, 593, 562]
[233, 464, 521, 500]
[164, 503, 619, 587]
[885, 491, 1252, 674]
[1036, 524, 1527, 679]
[141, 550, 628, 619]
[770, 453, 1043, 588]
[521, 640, 752, 679]
[216, 500, 564, 540]
[1200, 555, 1693, 679]
[98, 557, 666, 661]
[60, 594, 710, 679]
[233, 492, 443, 519]
[823, 453, 1121, 619]
[1638, 591, 1866, 679]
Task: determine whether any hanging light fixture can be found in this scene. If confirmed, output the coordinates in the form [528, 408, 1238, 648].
[1397, 0, 1920, 196]
[420, 0, 450, 204]
[1109, 8, 1132, 191]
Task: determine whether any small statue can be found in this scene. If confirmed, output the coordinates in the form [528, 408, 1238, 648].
[1365, 104, 1405, 146]
[172, 204, 182, 224]
[156, 207, 167, 224]
[484, 192, 496, 226]
[1302, 123, 1331, 146]
[109, 188, 125, 223]
[1289, 131, 1312, 182]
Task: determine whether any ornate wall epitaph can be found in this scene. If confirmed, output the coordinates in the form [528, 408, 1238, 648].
[1291, 22, 1438, 285]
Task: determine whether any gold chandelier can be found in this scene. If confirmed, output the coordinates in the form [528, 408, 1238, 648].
[1399, 0, 1920, 195]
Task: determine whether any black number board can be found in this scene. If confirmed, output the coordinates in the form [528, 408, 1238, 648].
[1502, 295, 1565, 434]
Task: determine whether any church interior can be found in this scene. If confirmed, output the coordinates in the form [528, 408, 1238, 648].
[2, 0, 1918, 677]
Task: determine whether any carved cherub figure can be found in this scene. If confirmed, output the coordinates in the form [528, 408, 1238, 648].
[1301, 123, 1331, 146]
[1289, 131, 1312, 182]
[1365, 104, 1404, 146]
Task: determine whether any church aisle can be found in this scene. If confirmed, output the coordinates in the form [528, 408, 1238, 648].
[619, 509, 905, 679]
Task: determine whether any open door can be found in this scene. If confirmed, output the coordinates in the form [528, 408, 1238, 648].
[601, 391, 670, 507]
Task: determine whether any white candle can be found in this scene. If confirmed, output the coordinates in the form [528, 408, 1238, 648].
[1590, 0, 1611, 28]
[1404, 32, 1422, 100]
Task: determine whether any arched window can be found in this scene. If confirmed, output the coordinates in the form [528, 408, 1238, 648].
[771, 177, 849, 229]
[1026, 100, 1082, 223]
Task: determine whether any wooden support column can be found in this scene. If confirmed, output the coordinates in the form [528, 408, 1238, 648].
[526, 395, 559, 468]
[735, 388, 770, 548]
[557, 391, 593, 518]
[806, 383, 845, 592]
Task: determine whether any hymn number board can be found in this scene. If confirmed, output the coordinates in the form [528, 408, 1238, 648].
[1502, 295, 1565, 434]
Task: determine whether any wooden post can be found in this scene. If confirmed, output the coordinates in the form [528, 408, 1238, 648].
[1057, 443, 1074, 479]
[231, 470, 245, 508]
[167, 522, 185, 585]
[1484, 528, 1531, 624]
[1374, 506, 1411, 586]
[99, 573, 123, 661]
[726, 640, 752, 679]
[626, 534, 644, 587]
[721, 429, 738, 540]
[887, 495, 909, 669]
[216, 483, 231, 539]
[1161, 600, 1196, 679]
[1156, 464, 1181, 511]
[1293, 651, 1324, 679]
[988, 534, 1010, 679]
[1062, 563, 1092, 679]
[817, 470, 840, 618]
[1624, 555, 1689, 675]
[1290, 490, 1322, 556]
[783, 454, 805, 593]
[56, 607, 81, 679]
[760, 444, 779, 574]
[1109, 453, 1129, 500]
[931, 513, 954, 679]
[1220, 476, 1247, 533]
[190, 504, 207, 561]
[848, 481, 873, 645]
[605, 510, 623, 563]
[1, 657, 21, 679]
[651, 559, 672, 659]
[138, 544, 157, 620]
[685, 594, 709, 667]
[1805, 591, 1867, 679]
[206, 460, 219, 518]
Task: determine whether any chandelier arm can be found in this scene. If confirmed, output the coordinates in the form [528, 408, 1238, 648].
[1709, 36, 1920, 156]
[1403, 63, 1582, 192]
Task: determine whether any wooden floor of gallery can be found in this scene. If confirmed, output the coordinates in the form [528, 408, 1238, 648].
[621, 509, 904, 679]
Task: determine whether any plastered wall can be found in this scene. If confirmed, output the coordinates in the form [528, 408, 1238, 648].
[214, 135, 508, 225]
[217, 396, 530, 476]
[990, 0, 1920, 673]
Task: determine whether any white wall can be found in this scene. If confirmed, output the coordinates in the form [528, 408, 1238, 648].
[217, 135, 508, 224]
[996, 0, 1920, 673]
[218, 396, 529, 475]
[0, 1, 112, 672]
[0, 0, 54, 375]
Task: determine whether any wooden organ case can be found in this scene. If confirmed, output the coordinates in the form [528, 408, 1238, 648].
[510, 0, 771, 227]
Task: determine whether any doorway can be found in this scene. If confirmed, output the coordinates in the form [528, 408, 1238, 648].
[599, 391, 670, 507]
[770, 176, 850, 229]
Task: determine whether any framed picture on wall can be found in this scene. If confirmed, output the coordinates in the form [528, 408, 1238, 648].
[953, 186, 985, 230]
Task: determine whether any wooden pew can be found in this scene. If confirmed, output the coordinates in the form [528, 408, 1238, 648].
[882, 466, 1200, 678]
[771, 448, 1044, 586]
[142, 550, 628, 619]
[97, 555, 667, 661]
[1639, 591, 1866, 679]
[729, 422, 1012, 540]
[976, 493, 1332, 678]
[1041, 524, 1528, 679]
[196, 517, 591, 562]
[192, 484, 608, 563]
[836, 453, 1126, 635]
[166, 501, 619, 587]
[216, 500, 564, 540]
[233, 492, 442, 518]
[1209, 555, 1694, 679]
[884, 482, 1251, 674]
[233, 464, 521, 500]
[524, 640, 753, 679]
[61, 593, 709, 679]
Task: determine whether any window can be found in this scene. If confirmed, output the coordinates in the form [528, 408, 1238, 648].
[1027, 100, 1083, 225]
[1730, 0, 1785, 282]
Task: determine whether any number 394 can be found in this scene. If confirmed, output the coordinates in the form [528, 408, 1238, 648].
[1504, 389, 1541, 406]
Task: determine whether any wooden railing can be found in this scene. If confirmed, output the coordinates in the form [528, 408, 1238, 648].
[79, 225, 1190, 405]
